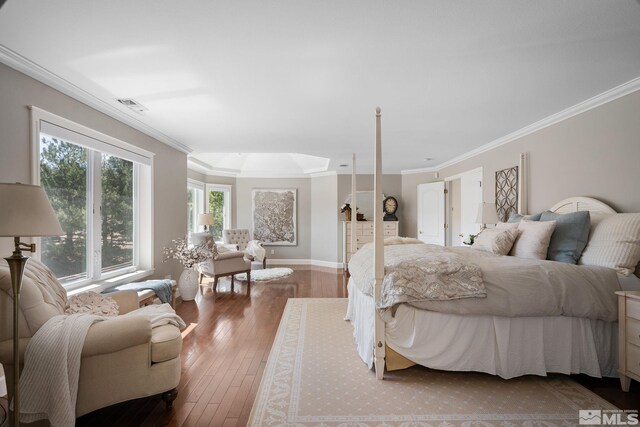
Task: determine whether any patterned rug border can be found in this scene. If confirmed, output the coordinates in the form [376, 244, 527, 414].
[248, 298, 618, 426]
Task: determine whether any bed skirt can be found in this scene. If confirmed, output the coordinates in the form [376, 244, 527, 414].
[345, 280, 618, 379]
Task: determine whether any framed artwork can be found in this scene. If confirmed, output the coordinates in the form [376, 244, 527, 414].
[495, 166, 519, 222]
[252, 189, 297, 245]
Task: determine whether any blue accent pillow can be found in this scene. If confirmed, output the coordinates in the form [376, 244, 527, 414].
[507, 212, 542, 223]
[540, 210, 591, 264]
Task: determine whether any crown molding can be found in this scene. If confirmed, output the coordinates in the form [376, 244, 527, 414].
[401, 76, 640, 175]
[0, 45, 192, 154]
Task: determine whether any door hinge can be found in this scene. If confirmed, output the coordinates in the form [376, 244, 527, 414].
[444, 188, 449, 194]
[479, 181, 482, 187]
[444, 223, 449, 229]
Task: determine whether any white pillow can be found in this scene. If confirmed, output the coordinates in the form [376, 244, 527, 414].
[509, 219, 557, 260]
[473, 228, 519, 255]
[495, 222, 519, 230]
[66, 292, 119, 316]
[580, 213, 640, 276]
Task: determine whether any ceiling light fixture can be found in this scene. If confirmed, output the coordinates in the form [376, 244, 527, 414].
[339, 164, 349, 167]
[423, 158, 433, 161]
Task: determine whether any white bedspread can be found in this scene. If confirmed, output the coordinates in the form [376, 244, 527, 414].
[349, 244, 620, 321]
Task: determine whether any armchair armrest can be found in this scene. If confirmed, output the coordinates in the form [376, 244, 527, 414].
[107, 290, 139, 314]
[82, 315, 152, 357]
[219, 243, 239, 251]
[216, 251, 246, 261]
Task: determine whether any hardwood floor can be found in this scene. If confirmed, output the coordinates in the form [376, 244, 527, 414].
[1, 267, 637, 426]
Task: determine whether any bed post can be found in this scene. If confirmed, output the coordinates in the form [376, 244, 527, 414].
[373, 107, 385, 380]
[518, 152, 527, 214]
[351, 153, 357, 269]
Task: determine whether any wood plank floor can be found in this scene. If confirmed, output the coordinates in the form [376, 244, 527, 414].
[1, 267, 637, 426]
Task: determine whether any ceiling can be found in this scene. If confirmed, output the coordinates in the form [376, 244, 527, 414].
[1, 1, 639, 175]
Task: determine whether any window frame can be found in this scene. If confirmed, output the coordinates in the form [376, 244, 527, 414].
[30, 106, 155, 290]
[205, 184, 232, 241]
[187, 179, 205, 236]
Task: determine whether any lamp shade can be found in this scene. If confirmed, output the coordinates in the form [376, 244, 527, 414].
[198, 213, 214, 226]
[0, 183, 64, 237]
[476, 202, 499, 225]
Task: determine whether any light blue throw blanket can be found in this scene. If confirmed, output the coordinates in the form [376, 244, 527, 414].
[104, 279, 173, 304]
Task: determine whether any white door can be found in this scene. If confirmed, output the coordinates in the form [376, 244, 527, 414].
[417, 181, 445, 245]
[459, 169, 483, 240]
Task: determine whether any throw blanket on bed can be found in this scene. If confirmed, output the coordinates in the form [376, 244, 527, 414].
[349, 243, 485, 311]
[105, 279, 173, 304]
[349, 244, 621, 321]
[19, 304, 185, 427]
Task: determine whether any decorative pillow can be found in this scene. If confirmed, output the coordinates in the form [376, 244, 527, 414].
[495, 222, 519, 230]
[507, 212, 542, 223]
[580, 213, 640, 276]
[509, 219, 557, 260]
[473, 228, 519, 255]
[539, 210, 591, 264]
[66, 291, 119, 317]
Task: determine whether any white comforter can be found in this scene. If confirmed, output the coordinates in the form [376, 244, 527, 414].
[349, 243, 620, 321]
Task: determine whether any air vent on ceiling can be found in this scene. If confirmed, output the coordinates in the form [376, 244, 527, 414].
[116, 98, 148, 114]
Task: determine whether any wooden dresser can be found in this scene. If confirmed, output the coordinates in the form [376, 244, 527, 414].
[342, 221, 399, 269]
[616, 290, 640, 391]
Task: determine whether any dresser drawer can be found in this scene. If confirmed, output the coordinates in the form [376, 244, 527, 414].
[384, 222, 397, 230]
[628, 299, 640, 321]
[627, 318, 640, 347]
[628, 343, 640, 378]
[356, 235, 373, 244]
[384, 229, 396, 236]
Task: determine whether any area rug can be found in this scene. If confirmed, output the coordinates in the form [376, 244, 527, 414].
[236, 267, 293, 282]
[248, 298, 618, 427]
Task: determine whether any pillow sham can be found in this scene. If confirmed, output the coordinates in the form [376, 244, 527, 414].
[507, 212, 542, 223]
[539, 210, 591, 264]
[580, 213, 640, 276]
[473, 228, 519, 255]
[495, 222, 519, 230]
[509, 219, 557, 260]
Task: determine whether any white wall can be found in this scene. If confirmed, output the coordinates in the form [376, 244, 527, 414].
[402, 90, 640, 237]
[0, 62, 188, 281]
[311, 174, 339, 264]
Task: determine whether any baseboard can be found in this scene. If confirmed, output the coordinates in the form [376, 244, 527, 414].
[268, 259, 343, 270]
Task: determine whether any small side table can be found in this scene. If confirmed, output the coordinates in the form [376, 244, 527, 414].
[615, 291, 640, 391]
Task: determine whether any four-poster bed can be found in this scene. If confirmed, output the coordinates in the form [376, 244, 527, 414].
[346, 108, 634, 381]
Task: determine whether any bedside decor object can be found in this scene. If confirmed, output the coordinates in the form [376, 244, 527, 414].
[383, 196, 398, 221]
[340, 203, 352, 221]
[252, 189, 297, 245]
[198, 213, 214, 232]
[495, 166, 519, 222]
[0, 182, 63, 427]
[163, 237, 211, 301]
[476, 202, 499, 230]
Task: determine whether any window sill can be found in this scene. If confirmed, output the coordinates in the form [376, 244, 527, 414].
[66, 269, 155, 296]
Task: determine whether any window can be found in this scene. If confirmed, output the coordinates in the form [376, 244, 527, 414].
[206, 184, 231, 241]
[32, 107, 153, 288]
[187, 180, 204, 236]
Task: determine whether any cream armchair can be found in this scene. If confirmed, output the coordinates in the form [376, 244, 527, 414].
[191, 232, 251, 293]
[0, 259, 182, 421]
[222, 229, 267, 269]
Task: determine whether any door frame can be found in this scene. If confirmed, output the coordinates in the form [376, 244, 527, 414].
[443, 167, 483, 246]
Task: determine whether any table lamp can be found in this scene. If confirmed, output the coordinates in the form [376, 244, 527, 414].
[0, 183, 63, 427]
[476, 202, 499, 230]
[198, 213, 214, 232]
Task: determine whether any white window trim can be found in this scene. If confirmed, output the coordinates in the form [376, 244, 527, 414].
[205, 184, 232, 236]
[187, 179, 205, 235]
[30, 106, 155, 290]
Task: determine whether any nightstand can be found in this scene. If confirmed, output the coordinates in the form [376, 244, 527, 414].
[616, 291, 640, 391]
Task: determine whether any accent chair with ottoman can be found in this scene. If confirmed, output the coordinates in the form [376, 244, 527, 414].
[191, 232, 251, 293]
[222, 228, 267, 269]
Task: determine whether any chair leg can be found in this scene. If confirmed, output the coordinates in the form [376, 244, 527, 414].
[162, 388, 178, 411]
[231, 275, 235, 292]
[199, 273, 203, 284]
[263, 258, 266, 269]
[247, 271, 251, 283]
[213, 277, 218, 293]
